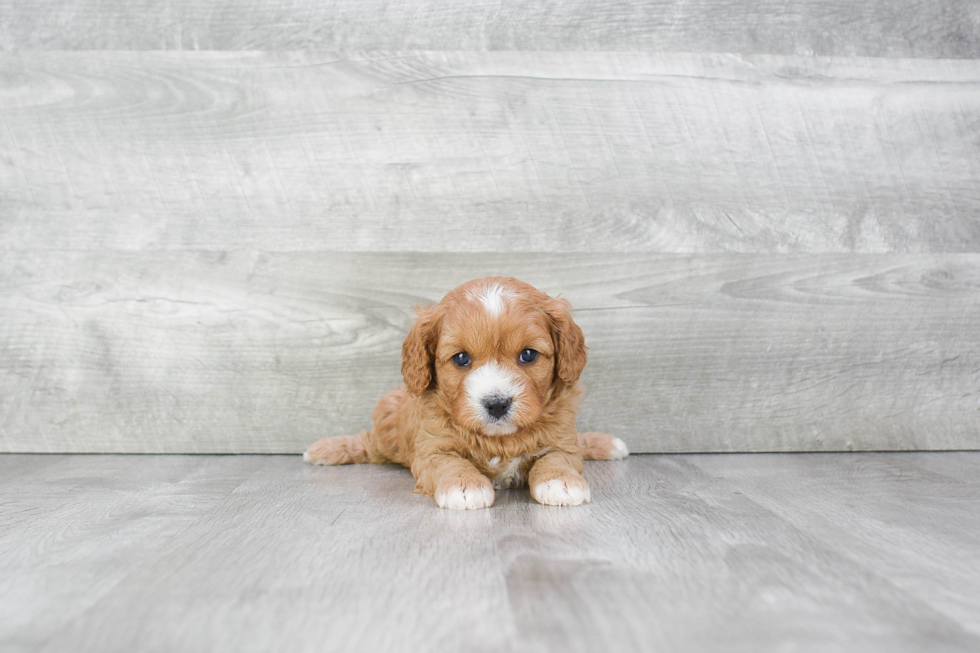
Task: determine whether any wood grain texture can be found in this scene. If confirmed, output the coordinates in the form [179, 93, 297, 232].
[3, 52, 980, 253]
[1, 453, 979, 652]
[689, 454, 980, 634]
[3, 252, 979, 453]
[1, 0, 978, 56]
[0, 455, 267, 653]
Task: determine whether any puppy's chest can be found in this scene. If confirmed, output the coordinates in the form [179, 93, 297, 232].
[484, 449, 549, 489]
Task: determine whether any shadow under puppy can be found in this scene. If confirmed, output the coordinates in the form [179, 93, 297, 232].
[304, 276, 628, 509]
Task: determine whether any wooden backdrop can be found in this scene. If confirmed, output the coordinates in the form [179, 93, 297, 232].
[2, 2, 979, 453]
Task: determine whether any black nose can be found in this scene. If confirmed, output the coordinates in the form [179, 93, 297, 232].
[483, 396, 512, 419]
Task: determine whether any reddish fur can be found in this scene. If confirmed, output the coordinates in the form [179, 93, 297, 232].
[304, 276, 627, 508]
[577, 431, 625, 461]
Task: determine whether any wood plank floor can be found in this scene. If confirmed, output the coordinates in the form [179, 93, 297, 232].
[1, 453, 978, 652]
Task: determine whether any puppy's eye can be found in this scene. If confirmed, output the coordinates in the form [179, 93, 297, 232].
[452, 352, 471, 367]
[519, 349, 538, 364]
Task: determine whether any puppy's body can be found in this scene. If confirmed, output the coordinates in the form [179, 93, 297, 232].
[305, 277, 628, 509]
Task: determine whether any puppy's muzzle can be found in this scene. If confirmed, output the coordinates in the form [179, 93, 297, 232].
[483, 395, 512, 420]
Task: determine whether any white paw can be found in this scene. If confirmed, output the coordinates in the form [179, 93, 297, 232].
[435, 484, 495, 510]
[303, 449, 329, 465]
[532, 478, 591, 507]
[609, 437, 630, 460]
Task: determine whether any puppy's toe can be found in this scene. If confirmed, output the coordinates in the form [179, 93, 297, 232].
[304, 438, 342, 465]
[303, 433, 368, 465]
[435, 480, 495, 510]
[577, 432, 630, 461]
[608, 437, 630, 460]
[532, 476, 592, 507]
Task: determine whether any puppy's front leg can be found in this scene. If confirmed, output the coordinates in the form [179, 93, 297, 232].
[529, 451, 591, 507]
[412, 454, 495, 510]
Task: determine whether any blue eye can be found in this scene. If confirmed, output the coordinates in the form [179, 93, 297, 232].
[519, 349, 538, 364]
[452, 352, 471, 367]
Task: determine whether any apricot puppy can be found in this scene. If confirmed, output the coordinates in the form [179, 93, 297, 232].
[304, 276, 628, 509]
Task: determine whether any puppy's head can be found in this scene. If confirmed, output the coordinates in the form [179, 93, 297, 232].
[402, 277, 586, 436]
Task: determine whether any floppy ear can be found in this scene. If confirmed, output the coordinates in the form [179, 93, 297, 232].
[546, 297, 587, 386]
[401, 305, 440, 396]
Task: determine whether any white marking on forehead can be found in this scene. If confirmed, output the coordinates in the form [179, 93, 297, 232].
[470, 283, 510, 317]
[464, 361, 524, 436]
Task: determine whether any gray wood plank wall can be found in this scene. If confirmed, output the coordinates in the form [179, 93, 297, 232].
[2, 2, 979, 452]
[2, 1, 979, 57]
[4, 53, 980, 253]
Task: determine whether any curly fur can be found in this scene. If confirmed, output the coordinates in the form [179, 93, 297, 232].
[304, 276, 629, 509]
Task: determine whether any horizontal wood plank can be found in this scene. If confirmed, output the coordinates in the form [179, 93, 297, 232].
[1, 1, 978, 57]
[2, 52, 980, 253]
[3, 252, 979, 453]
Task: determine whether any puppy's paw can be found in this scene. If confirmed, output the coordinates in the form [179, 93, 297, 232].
[303, 433, 368, 466]
[607, 437, 630, 460]
[531, 475, 592, 507]
[578, 432, 630, 461]
[434, 478, 496, 510]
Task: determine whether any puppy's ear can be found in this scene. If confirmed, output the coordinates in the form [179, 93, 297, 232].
[546, 297, 587, 387]
[402, 305, 440, 396]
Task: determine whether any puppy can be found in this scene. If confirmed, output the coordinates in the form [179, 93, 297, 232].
[304, 276, 628, 509]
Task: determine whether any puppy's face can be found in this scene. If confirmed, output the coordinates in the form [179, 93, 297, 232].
[402, 278, 586, 436]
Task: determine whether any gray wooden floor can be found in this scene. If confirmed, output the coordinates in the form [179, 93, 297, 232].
[1, 453, 978, 652]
